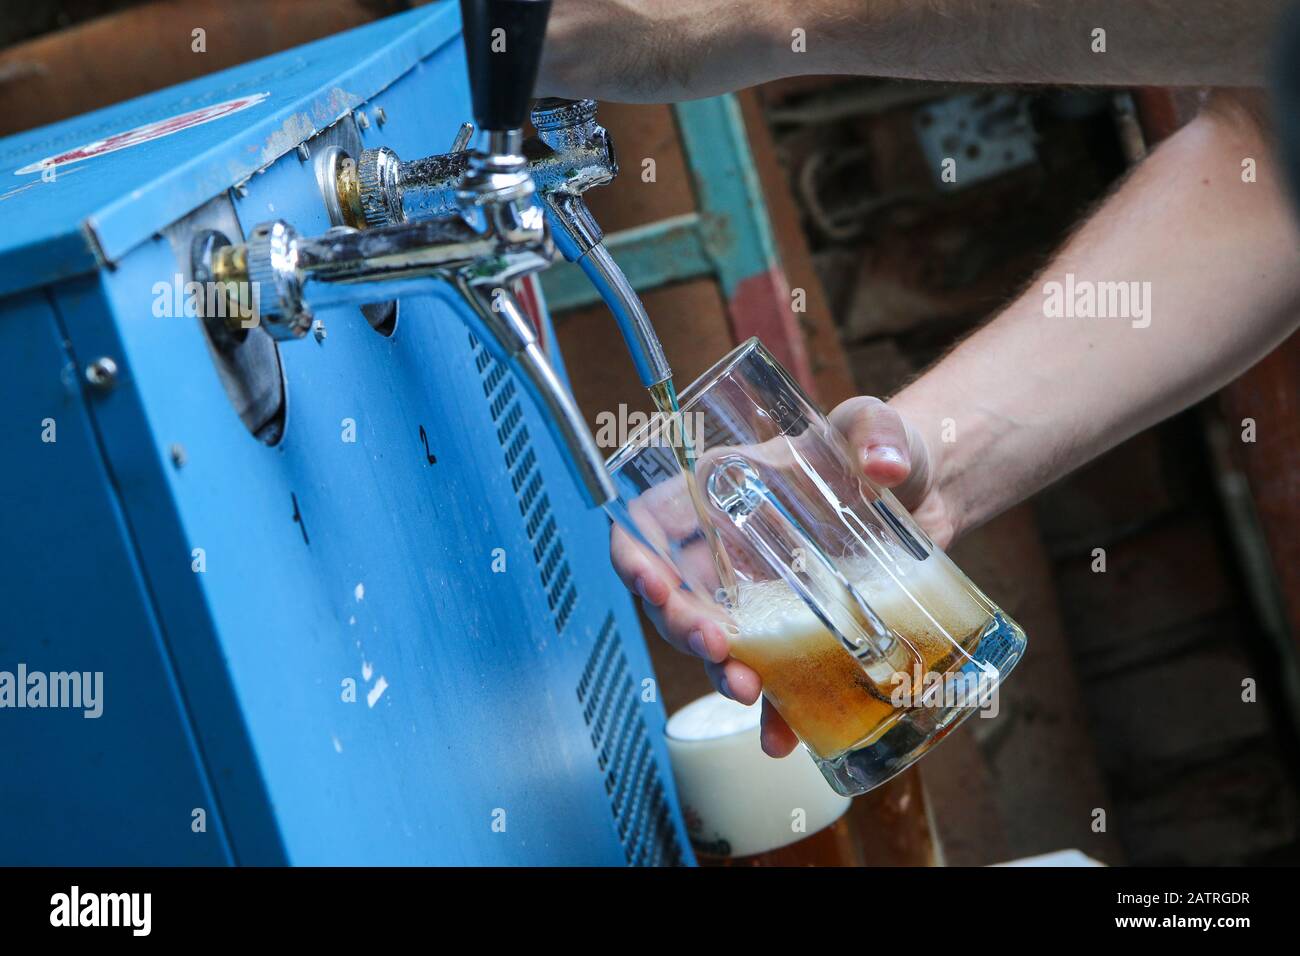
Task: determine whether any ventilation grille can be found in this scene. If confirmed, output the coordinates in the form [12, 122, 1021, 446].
[473, 334, 579, 633]
[577, 614, 684, 867]
[474, 335, 681, 864]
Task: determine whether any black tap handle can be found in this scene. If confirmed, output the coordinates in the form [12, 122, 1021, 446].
[460, 0, 552, 132]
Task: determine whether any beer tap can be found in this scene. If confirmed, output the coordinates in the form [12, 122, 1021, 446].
[196, 0, 617, 507]
[332, 96, 673, 391]
[529, 98, 672, 392]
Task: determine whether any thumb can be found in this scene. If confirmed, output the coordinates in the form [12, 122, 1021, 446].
[829, 396, 933, 511]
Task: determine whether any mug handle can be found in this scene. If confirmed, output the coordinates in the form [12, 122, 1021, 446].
[706, 455, 924, 683]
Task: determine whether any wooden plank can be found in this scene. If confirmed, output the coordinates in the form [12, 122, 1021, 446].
[577, 102, 698, 231]
[673, 95, 813, 387]
[1220, 336, 1300, 653]
[0, 0, 387, 136]
[739, 89, 857, 405]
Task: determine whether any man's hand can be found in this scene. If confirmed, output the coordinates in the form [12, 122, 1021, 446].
[609, 396, 949, 757]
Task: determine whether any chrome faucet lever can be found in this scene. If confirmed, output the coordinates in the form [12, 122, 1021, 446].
[337, 97, 673, 391]
[196, 0, 617, 508]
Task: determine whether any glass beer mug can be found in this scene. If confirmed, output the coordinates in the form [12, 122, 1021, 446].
[607, 339, 1027, 796]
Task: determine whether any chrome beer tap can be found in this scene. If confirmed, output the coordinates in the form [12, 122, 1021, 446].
[335, 96, 673, 391]
[529, 98, 672, 391]
[197, 0, 616, 507]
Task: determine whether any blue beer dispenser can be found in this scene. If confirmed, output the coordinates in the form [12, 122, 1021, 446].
[0, 0, 692, 866]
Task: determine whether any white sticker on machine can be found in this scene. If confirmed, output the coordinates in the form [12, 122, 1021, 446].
[14, 92, 270, 176]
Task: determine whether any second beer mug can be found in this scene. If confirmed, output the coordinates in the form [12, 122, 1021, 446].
[607, 339, 1027, 796]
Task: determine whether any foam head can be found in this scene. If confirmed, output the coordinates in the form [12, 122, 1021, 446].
[665, 693, 849, 858]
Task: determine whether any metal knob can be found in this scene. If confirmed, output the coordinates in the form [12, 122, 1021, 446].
[244, 221, 312, 341]
[356, 147, 405, 228]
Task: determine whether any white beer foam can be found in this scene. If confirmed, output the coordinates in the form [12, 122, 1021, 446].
[666, 693, 849, 858]
[667, 690, 761, 741]
[732, 552, 989, 652]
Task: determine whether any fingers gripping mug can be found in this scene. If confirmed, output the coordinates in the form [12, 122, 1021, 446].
[607, 339, 1027, 796]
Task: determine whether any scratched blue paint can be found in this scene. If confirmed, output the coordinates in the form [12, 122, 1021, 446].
[0, 6, 692, 865]
[0, 6, 460, 298]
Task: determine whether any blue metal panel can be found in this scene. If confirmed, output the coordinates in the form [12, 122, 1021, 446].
[0, 291, 233, 865]
[0, 9, 691, 865]
[45, 273, 291, 865]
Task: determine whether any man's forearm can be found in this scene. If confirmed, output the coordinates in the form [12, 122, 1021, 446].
[891, 96, 1300, 541]
[825, 1, 1281, 88]
[539, 1, 1284, 102]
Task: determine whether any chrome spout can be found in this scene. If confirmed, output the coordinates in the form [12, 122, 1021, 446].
[529, 98, 671, 388]
[200, 215, 613, 508]
[570, 240, 672, 389]
[196, 0, 615, 507]
[343, 97, 675, 390]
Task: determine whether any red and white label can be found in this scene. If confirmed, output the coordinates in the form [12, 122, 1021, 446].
[14, 92, 270, 175]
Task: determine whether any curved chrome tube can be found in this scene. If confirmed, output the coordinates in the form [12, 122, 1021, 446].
[573, 240, 672, 389]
